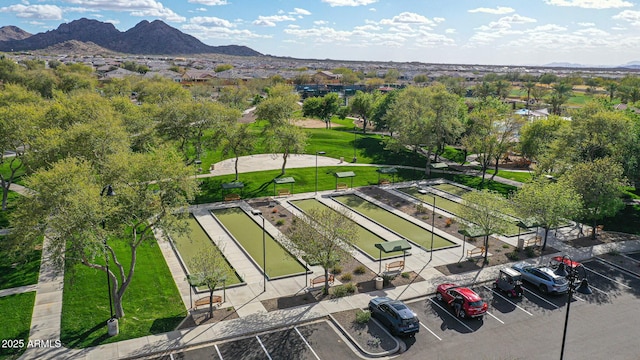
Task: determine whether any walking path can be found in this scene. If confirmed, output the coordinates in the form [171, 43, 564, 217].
[4, 153, 639, 359]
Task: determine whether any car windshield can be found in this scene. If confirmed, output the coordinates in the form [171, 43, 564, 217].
[469, 300, 484, 307]
[554, 277, 568, 285]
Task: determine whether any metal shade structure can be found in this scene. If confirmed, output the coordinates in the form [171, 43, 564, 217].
[273, 176, 295, 196]
[430, 162, 449, 170]
[516, 218, 541, 246]
[458, 226, 491, 259]
[375, 239, 412, 274]
[334, 171, 356, 189]
[376, 167, 397, 184]
[222, 181, 244, 197]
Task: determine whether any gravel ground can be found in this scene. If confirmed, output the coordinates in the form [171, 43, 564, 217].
[330, 309, 398, 355]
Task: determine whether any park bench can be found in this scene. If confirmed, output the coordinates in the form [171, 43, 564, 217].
[193, 295, 222, 309]
[224, 193, 241, 201]
[378, 179, 391, 185]
[336, 183, 348, 191]
[309, 274, 334, 288]
[277, 188, 291, 196]
[467, 246, 486, 259]
[385, 260, 404, 272]
[587, 225, 604, 237]
[523, 236, 542, 248]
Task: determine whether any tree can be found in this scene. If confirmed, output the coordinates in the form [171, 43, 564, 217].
[218, 85, 251, 110]
[9, 147, 197, 319]
[302, 92, 341, 129]
[457, 189, 513, 263]
[190, 248, 232, 319]
[255, 84, 299, 129]
[218, 122, 254, 181]
[284, 206, 357, 294]
[264, 124, 307, 175]
[562, 158, 627, 239]
[518, 116, 570, 174]
[522, 80, 536, 108]
[512, 179, 582, 250]
[350, 90, 379, 133]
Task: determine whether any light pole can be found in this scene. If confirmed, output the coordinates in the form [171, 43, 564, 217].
[430, 194, 436, 261]
[101, 184, 117, 336]
[315, 151, 325, 194]
[252, 209, 267, 293]
[555, 255, 592, 360]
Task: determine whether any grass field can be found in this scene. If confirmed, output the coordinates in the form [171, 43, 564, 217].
[211, 207, 306, 278]
[485, 169, 534, 183]
[169, 216, 243, 288]
[60, 238, 186, 349]
[0, 292, 36, 360]
[0, 238, 42, 290]
[333, 194, 456, 250]
[291, 198, 405, 260]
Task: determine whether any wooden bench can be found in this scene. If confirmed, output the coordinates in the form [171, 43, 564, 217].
[587, 225, 604, 236]
[385, 260, 404, 272]
[277, 188, 291, 196]
[336, 183, 348, 191]
[523, 236, 542, 247]
[309, 274, 334, 288]
[379, 179, 390, 185]
[224, 193, 241, 201]
[193, 295, 222, 309]
[467, 246, 486, 258]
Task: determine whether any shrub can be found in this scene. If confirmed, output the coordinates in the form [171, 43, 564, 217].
[525, 246, 536, 258]
[502, 244, 510, 249]
[445, 218, 453, 227]
[271, 208, 278, 213]
[354, 265, 366, 275]
[401, 272, 410, 279]
[382, 274, 395, 286]
[416, 203, 426, 213]
[506, 251, 520, 261]
[331, 265, 343, 274]
[340, 273, 352, 282]
[355, 309, 371, 324]
[332, 283, 356, 297]
[275, 219, 285, 226]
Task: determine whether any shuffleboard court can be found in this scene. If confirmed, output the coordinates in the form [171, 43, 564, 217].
[212, 208, 306, 278]
[291, 198, 405, 259]
[333, 194, 456, 250]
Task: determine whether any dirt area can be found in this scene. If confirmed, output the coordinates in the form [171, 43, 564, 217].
[176, 305, 240, 329]
[331, 309, 398, 355]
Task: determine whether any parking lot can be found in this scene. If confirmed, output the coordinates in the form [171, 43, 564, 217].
[150, 254, 640, 360]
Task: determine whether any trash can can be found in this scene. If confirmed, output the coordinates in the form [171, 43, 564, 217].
[107, 318, 119, 336]
[517, 237, 524, 251]
[375, 277, 384, 290]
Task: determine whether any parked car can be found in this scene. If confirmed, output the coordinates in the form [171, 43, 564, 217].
[368, 297, 420, 336]
[436, 283, 488, 319]
[512, 262, 569, 295]
[492, 267, 523, 298]
[549, 256, 586, 280]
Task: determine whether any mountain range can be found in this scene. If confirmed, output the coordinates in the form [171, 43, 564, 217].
[0, 18, 262, 57]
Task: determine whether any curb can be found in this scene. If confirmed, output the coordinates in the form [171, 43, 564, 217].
[327, 312, 400, 358]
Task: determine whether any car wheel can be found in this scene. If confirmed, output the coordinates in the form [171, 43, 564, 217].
[539, 284, 548, 294]
[492, 282, 498, 289]
[436, 293, 443, 301]
[477, 316, 483, 321]
[458, 309, 466, 319]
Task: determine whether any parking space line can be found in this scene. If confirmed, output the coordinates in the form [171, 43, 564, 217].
[585, 264, 632, 289]
[485, 311, 504, 324]
[215, 344, 223, 360]
[483, 286, 533, 316]
[429, 298, 474, 332]
[256, 335, 273, 360]
[587, 283, 609, 296]
[596, 258, 640, 281]
[522, 288, 559, 309]
[420, 322, 442, 341]
[294, 326, 321, 360]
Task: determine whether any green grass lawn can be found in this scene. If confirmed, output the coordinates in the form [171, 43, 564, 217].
[291, 198, 404, 259]
[60, 239, 186, 349]
[0, 238, 42, 290]
[333, 194, 456, 249]
[0, 292, 36, 360]
[486, 169, 533, 183]
[195, 165, 429, 204]
[212, 207, 306, 278]
[170, 216, 242, 287]
[0, 191, 20, 228]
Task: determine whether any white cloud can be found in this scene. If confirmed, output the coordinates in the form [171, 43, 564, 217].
[314, 20, 328, 25]
[63, 0, 186, 22]
[544, 0, 633, 9]
[65, 7, 100, 13]
[321, 0, 378, 7]
[190, 16, 234, 27]
[105, 19, 120, 25]
[577, 22, 596, 26]
[187, 0, 228, 5]
[182, 23, 269, 41]
[0, 4, 63, 20]
[613, 10, 640, 26]
[445, 28, 456, 34]
[252, 14, 295, 27]
[468, 6, 515, 14]
[380, 12, 434, 25]
[290, 8, 311, 16]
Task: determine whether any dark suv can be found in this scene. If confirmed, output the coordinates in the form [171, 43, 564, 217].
[368, 297, 420, 336]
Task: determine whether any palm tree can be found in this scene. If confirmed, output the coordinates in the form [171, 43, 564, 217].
[522, 81, 536, 109]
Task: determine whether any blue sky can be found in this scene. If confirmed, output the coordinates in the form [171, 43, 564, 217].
[1, 0, 640, 66]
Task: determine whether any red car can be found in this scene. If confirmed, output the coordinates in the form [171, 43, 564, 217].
[436, 283, 488, 320]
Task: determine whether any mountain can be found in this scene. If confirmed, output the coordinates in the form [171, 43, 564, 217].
[0, 26, 32, 41]
[0, 18, 261, 57]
